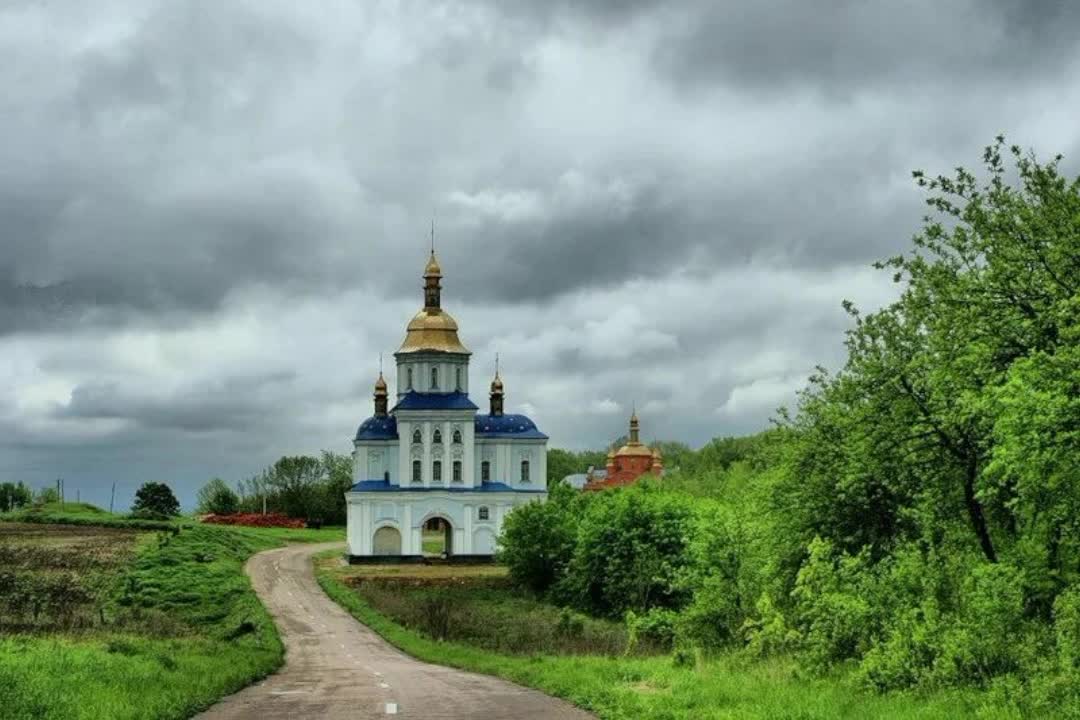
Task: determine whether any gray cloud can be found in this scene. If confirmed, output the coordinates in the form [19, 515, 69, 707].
[2, 0, 1079, 508]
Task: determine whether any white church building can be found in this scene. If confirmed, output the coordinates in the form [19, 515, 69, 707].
[345, 250, 548, 561]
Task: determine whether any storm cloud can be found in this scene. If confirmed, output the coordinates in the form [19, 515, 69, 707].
[3, 0, 1080, 508]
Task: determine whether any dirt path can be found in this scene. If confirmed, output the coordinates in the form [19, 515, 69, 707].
[194, 542, 593, 719]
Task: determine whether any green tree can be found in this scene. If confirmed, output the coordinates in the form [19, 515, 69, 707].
[266, 455, 324, 519]
[130, 482, 180, 519]
[0, 482, 32, 512]
[196, 477, 240, 515]
[498, 482, 583, 594]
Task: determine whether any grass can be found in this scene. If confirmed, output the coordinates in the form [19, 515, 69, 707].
[323, 558, 642, 655]
[0, 515, 340, 720]
[315, 556, 1019, 720]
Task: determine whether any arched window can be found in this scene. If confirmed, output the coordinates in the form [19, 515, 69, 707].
[452, 429, 462, 444]
[478, 506, 489, 521]
[431, 367, 439, 390]
[433, 428, 442, 444]
[433, 460, 442, 483]
[456, 367, 463, 391]
[453, 461, 462, 483]
[481, 461, 490, 482]
[383, 470, 390, 483]
[407, 368, 413, 390]
[520, 460, 530, 483]
[412, 460, 421, 483]
[412, 429, 422, 445]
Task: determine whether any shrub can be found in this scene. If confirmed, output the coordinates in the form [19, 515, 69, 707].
[559, 483, 695, 618]
[498, 482, 582, 595]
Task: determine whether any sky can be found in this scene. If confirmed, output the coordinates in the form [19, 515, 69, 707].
[4, 0, 1080, 510]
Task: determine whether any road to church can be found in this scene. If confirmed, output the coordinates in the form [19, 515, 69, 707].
[195, 542, 592, 720]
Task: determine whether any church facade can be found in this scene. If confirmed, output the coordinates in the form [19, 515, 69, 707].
[345, 251, 548, 561]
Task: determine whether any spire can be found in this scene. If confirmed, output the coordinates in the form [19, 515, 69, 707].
[489, 355, 504, 417]
[422, 226, 442, 309]
[628, 406, 641, 445]
[374, 363, 388, 417]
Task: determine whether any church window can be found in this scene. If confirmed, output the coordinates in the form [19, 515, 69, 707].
[433, 428, 442, 444]
[456, 367, 462, 390]
[407, 368, 413, 390]
[412, 460, 421, 483]
[433, 460, 442, 483]
[452, 429, 462, 444]
[431, 367, 439, 390]
[412, 429, 422, 445]
[478, 506, 489, 521]
[453, 461, 462, 483]
[521, 460, 530, 483]
[383, 470, 389, 483]
[481, 461, 490, 482]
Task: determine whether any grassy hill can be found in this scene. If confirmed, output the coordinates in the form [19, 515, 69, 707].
[0, 512, 342, 719]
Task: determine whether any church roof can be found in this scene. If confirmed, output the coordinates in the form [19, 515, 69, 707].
[474, 413, 548, 439]
[391, 391, 479, 412]
[348, 479, 546, 493]
[397, 308, 470, 354]
[355, 415, 398, 441]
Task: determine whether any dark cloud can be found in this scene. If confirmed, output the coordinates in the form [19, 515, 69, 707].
[2, 1, 1079, 508]
[652, 1, 1080, 96]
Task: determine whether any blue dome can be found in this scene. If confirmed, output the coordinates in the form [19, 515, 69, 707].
[474, 413, 548, 439]
[355, 415, 398, 441]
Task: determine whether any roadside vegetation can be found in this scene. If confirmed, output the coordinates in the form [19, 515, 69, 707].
[0, 506, 342, 720]
[316, 557, 986, 719]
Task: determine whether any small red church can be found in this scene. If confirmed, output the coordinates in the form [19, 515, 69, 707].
[583, 411, 663, 491]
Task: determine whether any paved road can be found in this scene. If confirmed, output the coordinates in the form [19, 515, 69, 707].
[195, 542, 593, 719]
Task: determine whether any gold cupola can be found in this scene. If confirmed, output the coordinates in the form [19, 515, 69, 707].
[615, 409, 653, 457]
[373, 371, 389, 416]
[397, 250, 470, 355]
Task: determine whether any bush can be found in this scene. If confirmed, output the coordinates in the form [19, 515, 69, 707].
[498, 482, 582, 595]
[196, 478, 240, 516]
[559, 483, 695, 618]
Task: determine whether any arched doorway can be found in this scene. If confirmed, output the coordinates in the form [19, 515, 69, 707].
[373, 525, 402, 555]
[421, 516, 453, 557]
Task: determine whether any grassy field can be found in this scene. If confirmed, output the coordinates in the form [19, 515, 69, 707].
[0, 511, 342, 720]
[315, 557, 1022, 720]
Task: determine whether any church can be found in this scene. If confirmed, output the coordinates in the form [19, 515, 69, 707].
[345, 250, 548, 561]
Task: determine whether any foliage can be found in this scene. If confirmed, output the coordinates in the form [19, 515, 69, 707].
[546, 447, 607, 486]
[317, 561, 1002, 720]
[234, 450, 352, 524]
[195, 478, 239, 515]
[502, 138, 1080, 712]
[202, 512, 304, 529]
[130, 482, 180, 519]
[497, 482, 583, 594]
[0, 482, 33, 512]
[558, 482, 695, 618]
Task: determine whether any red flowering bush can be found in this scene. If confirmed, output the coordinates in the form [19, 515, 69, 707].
[201, 513, 305, 529]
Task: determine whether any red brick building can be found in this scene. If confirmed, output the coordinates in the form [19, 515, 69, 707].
[583, 411, 663, 491]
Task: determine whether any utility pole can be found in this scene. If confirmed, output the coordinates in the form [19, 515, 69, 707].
[109, 483, 116, 514]
[262, 494, 267, 516]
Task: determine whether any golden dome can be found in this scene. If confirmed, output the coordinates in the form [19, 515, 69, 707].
[424, 251, 442, 278]
[374, 372, 387, 392]
[397, 308, 470, 354]
[491, 372, 504, 392]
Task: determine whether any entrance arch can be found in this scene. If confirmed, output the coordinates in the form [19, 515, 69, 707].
[372, 525, 402, 555]
[421, 515, 453, 557]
